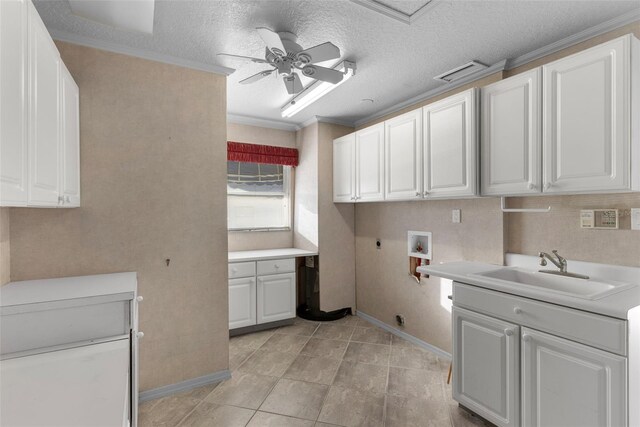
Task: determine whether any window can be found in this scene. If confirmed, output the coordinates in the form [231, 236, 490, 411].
[227, 161, 291, 231]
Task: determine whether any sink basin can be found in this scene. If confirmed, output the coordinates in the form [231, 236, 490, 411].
[470, 267, 634, 300]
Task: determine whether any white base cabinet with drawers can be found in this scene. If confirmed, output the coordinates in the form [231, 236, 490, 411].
[453, 282, 628, 427]
[0, 273, 140, 427]
[228, 258, 296, 330]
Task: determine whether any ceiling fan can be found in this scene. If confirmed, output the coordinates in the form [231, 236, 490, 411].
[218, 28, 345, 95]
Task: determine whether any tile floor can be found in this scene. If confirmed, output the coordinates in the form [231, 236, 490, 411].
[139, 315, 493, 427]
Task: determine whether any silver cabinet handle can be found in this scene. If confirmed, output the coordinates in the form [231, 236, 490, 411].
[513, 307, 522, 314]
[544, 183, 552, 190]
[415, 192, 420, 196]
[274, 264, 280, 269]
[136, 296, 144, 302]
[504, 328, 514, 337]
[136, 331, 145, 339]
[58, 195, 64, 205]
[423, 191, 429, 197]
[65, 195, 70, 203]
[522, 334, 531, 343]
[528, 183, 535, 190]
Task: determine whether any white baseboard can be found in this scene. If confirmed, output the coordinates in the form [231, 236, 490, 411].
[356, 310, 451, 360]
[139, 369, 231, 402]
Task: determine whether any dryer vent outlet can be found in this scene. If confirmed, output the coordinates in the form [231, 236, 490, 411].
[395, 314, 405, 327]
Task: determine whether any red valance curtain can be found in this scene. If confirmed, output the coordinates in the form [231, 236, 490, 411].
[227, 141, 299, 167]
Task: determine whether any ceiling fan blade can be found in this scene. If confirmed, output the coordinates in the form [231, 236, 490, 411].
[240, 69, 274, 85]
[300, 65, 344, 84]
[256, 27, 286, 56]
[296, 42, 340, 64]
[283, 73, 303, 94]
[217, 53, 268, 64]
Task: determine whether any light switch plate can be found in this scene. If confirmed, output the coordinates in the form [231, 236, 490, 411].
[452, 209, 461, 223]
[632, 208, 640, 231]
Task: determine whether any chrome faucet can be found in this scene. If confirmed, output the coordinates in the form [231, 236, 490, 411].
[538, 250, 589, 279]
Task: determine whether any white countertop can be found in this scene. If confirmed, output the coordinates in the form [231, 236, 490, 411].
[418, 260, 640, 319]
[229, 248, 317, 263]
[0, 272, 138, 308]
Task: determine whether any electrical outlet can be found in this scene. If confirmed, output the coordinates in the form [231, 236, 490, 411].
[452, 209, 461, 223]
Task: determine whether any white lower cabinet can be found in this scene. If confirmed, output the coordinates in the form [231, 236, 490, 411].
[228, 277, 256, 329]
[453, 307, 520, 427]
[228, 258, 296, 330]
[521, 327, 626, 427]
[257, 272, 296, 323]
[453, 282, 629, 427]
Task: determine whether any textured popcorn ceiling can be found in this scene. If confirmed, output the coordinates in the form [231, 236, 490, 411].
[34, 0, 639, 127]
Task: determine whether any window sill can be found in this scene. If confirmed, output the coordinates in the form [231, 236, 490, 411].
[228, 227, 292, 233]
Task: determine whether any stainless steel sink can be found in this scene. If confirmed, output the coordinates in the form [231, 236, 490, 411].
[470, 267, 634, 300]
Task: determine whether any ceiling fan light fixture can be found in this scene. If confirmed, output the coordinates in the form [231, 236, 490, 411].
[281, 61, 356, 118]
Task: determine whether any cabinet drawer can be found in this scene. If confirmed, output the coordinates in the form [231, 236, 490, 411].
[453, 282, 627, 356]
[257, 258, 295, 275]
[228, 262, 256, 279]
[1, 299, 130, 357]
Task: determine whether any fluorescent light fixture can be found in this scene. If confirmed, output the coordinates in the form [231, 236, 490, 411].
[281, 61, 356, 118]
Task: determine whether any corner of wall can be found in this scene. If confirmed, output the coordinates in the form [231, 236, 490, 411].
[0, 207, 9, 285]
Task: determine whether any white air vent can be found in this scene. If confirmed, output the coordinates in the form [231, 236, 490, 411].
[434, 61, 488, 83]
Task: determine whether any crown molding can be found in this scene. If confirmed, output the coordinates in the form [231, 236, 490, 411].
[299, 116, 356, 129]
[350, 0, 440, 25]
[354, 59, 507, 128]
[50, 29, 235, 76]
[506, 8, 640, 70]
[227, 113, 300, 132]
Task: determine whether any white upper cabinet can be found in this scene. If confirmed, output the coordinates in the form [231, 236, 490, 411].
[0, 0, 29, 206]
[423, 88, 478, 198]
[385, 109, 423, 200]
[0, 0, 80, 208]
[355, 123, 384, 202]
[333, 133, 356, 202]
[481, 69, 542, 196]
[60, 63, 80, 207]
[28, 1, 61, 206]
[543, 35, 639, 194]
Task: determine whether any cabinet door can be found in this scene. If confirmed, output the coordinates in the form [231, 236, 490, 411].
[28, 2, 61, 206]
[521, 327, 626, 427]
[453, 307, 519, 427]
[385, 108, 423, 200]
[481, 69, 542, 196]
[60, 64, 80, 207]
[333, 133, 356, 202]
[0, 338, 130, 427]
[0, 0, 29, 206]
[543, 35, 633, 194]
[423, 89, 478, 198]
[257, 272, 296, 324]
[355, 123, 384, 202]
[229, 277, 256, 329]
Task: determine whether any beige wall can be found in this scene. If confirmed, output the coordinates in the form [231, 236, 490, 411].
[0, 208, 9, 285]
[317, 122, 356, 312]
[8, 42, 229, 391]
[506, 194, 640, 267]
[293, 122, 319, 252]
[227, 123, 296, 252]
[356, 199, 504, 352]
[354, 23, 640, 354]
[227, 122, 296, 148]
